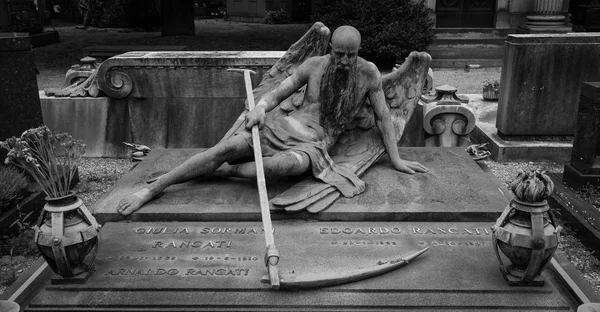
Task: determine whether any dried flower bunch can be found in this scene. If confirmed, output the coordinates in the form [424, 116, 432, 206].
[509, 169, 555, 203]
[0, 126, 86, 199]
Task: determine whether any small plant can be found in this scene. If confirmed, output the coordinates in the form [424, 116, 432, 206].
[264, 8, 291, 24]
[1, 126, 86, 199]
[483, 80, 500, 91]
[0, 166, 29, 210]
[483, 79, 500, 100]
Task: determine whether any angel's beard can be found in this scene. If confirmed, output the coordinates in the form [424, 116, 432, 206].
[319, 59, 358, 137]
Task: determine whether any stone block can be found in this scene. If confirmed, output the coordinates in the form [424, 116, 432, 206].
[563, 81, 600, 188]
[467, 94, 572, 162]
[40, 93, 131, 158]
[569, 82, 600, 173]
[91, 147, 508, 223]
[26, 221, 572, 311]
[496, 33, 600, 136]
[81, 45, 187, 60]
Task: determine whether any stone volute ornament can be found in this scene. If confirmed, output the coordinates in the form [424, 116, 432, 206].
[421, 85, 475, 147]
[64, 56, 101, 86]
[492, 170, 561, 286]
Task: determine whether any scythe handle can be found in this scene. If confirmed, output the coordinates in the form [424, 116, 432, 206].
[228, 68, 280, 289]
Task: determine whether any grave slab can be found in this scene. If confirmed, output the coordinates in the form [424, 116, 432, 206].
[26, 221, 571, 311]
[92, 147, 509, 223]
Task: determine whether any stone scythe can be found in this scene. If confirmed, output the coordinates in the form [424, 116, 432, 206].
[228, 68, 281, 289]
[229, 68, 429, 291]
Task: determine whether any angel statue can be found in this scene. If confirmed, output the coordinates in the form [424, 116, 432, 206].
[117, 23, 432, 216]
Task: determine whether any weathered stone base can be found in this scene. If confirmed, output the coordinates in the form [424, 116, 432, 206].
[91, 147, 508, 224]
[563, 163, 600, 189]
[466, 94, 572, 162]
[25, 221, 574, 311]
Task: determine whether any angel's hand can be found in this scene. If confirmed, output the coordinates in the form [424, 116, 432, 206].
[393, 159, 428, 175]
[245, 105, 266, 130]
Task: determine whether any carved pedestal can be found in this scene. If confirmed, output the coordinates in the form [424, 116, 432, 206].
[422, 85, 475, 147]
[563, 82, 600, 189]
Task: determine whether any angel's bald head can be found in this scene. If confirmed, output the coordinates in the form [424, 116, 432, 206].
[331, 26, 361, 51]
[330, 26, 361, 69]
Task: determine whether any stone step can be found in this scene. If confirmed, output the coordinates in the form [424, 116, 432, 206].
[429, 30, 509, 67]
[434, 28, 515, 39]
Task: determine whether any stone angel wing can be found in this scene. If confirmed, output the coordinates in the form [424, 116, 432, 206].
[270, 51, 432, 213]
[220, 22, 331, 141]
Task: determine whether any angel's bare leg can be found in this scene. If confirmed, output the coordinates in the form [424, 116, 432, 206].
[117, 133, 253, 215]
[221, 151, 310, 181]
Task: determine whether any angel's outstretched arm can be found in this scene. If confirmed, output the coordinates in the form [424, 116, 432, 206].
[245, 59, 313, 129]
[368, 64, 428, 175]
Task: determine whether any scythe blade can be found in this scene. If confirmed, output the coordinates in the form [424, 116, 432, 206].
[261, 247, 429, 290]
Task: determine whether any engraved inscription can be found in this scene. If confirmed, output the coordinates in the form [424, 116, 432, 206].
[330, 240, 398, 246]
[199, 227, 264, 235]
[151, 240, 232, 248]
[320, 227, 402, 235]
[134, 227, 265, 235]
[184, 268, 250, 276]
[119, 256, 178, 261]
[417, 241, 488, 247]
[411, 227, 490, 235]
[105, 268, 180, 276]
[135, 227, 190, 234]
[192, 255, 259, 262]
[105, 268, 251, 277]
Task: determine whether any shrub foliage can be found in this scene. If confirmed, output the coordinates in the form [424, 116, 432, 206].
[265, 8, 291, 24]
[0, 166, 28, 211]
[312, 0, 434, 66]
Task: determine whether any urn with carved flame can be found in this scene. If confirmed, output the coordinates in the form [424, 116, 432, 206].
[34, 192, 100, 283]
[491, 170, 561, 286]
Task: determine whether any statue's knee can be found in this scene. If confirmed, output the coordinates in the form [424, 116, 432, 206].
[287, 151, 309, 174]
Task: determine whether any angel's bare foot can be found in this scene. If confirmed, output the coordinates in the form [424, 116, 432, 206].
[117, 188, 153, 216]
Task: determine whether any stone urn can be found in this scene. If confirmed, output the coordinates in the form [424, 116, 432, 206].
[65, 56, 100, 85]
[34, 192, 100, 282]
[491, 170, 561, 286]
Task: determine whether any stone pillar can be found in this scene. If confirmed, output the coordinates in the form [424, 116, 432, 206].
[0, 0, 9, 28]
[426, 0, 436, 28]
[520, 0, 572, 32]
[36, 0, 47, 25]
[496, 0, 511, 29]
[563, 82, 600, 189]
[0, 34, 43, 160]
[496, 34, 600, 137]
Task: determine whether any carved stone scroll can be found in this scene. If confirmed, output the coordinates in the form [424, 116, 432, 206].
[422, 85, 475, 147]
